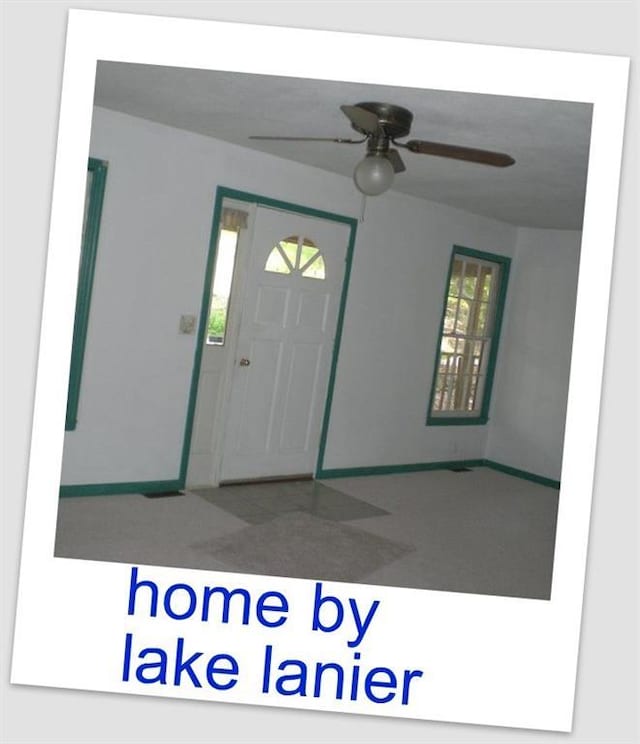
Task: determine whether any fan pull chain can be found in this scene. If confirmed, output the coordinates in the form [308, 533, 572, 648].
[359, 193, 367, 223]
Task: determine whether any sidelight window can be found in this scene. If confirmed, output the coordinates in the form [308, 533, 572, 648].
[206, 207, 249, 345]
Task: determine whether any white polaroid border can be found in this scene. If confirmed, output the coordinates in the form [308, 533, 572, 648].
[10, 9, 629, 732]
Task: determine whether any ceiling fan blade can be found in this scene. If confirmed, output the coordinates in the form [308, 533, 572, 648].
[405, 140, 515, 167]
[340, 105, 381, 134]
[249, 135, 365, 144]
[386, 148, 406, 173]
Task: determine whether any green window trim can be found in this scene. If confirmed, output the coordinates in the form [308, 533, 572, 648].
[426, 245, 510, 426]
[65, 157, 108, 431]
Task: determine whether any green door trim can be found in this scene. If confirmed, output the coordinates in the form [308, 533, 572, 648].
[180, 186, 359, 487]
[60, 186, 358, 497]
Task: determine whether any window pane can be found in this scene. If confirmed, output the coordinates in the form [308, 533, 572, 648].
[473, 341, 485, 373]
[462, 261, 479, 298]
[280, 238, 299, 269]
[301, 254, 325, 279]
[467, 375, 479, 410]
[433, 373, 445, 410]
[449, 259, 463, 296]
[456, 298, 471, 334]
[207, 229, 239, 345]
[480, 266, 493, 301]
[475, 302, 488, 334]
[265, 246, 291, 274]
[441, 335, 456, 354]
[456, 374, 472, 410]
[444, 297, 458, 333]
[299, 240, 319, 268]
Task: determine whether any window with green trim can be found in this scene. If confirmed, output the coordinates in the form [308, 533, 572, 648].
[427, 246, 510, 425]
[65, 158, 108, 430]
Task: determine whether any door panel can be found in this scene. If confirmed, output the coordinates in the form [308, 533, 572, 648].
[279, 342, 322, 451]
[220, 207, 350, 482]
[235, 338, 284, 456]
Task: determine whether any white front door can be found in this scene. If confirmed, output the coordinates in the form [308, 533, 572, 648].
[219, 206, 350, 482]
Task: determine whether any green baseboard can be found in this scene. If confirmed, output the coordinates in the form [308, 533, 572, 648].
[317, 458, 559, 489]
[317, 459, 485, 479]
[481, 460, 560, 489]
[60, 479, 183, 497]
[60, 459, 559, 497]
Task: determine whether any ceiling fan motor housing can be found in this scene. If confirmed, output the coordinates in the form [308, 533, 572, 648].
[351, 102, 414, 139]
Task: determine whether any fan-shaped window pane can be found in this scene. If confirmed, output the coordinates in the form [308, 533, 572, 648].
[301, 254, 326, 279]
[280, 238, 299, 269]
[300, 243, 319, 267]
[265, 246, 292, 274]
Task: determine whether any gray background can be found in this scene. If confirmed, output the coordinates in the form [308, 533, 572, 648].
[2, 1, 637, 742]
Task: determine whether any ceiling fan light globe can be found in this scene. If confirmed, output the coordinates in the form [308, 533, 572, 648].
[353, 154, 395, 196]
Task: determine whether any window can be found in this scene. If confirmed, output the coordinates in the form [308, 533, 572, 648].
[427, 246, 510, 425]
[265, 235, 326, 279]
[65, 158, 108, 431]
[206, 207, 247, 345]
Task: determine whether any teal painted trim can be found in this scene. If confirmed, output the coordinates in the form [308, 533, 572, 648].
[318, 458, 559, 489]
[483, 460, 560, 489]
[314, 213, 358, 478]
[318, 459, 486, 479]
[178, 188, 226, 487]
[60, 480, 182, 497]
[426, 244, 511, 427]
[180, 186, 358, 487]
[65, 158, 108, 430]
[449, 245, 512, 266]
[213, 187, 357, 227]
[426, 416, 489, 426]
[477, 248, 510, 421]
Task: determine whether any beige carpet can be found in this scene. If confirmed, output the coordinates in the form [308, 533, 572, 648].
[192, 510, 412, 583]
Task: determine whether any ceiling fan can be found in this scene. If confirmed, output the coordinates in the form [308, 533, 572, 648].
[250, 102, 516, 196]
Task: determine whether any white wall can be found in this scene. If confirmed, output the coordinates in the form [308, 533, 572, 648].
[61, 107, 361, 485]
[62, 106, 578, 487]
[322, 191, 517, 470]
[485, 228, 582, 481]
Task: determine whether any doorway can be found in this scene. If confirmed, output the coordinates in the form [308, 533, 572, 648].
[186, 188, 357, 488]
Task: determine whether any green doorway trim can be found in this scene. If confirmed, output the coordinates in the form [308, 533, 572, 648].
[180, 186, 359, 487]
[60, 187, 357, 498]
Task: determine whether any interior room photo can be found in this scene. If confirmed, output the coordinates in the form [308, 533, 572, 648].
[54, 62, 591, 601]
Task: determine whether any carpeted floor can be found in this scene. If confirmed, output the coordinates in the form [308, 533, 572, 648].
[192, 510, 412, 583]
[54, 467, 559, 599]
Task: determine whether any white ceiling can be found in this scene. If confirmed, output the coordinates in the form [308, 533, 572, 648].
[94, 62, 592, 230]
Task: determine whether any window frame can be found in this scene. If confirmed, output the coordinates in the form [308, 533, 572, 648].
[65, 157, 108, 431]
[426, 245, 511, 426]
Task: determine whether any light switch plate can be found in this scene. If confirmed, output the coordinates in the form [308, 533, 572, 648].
[179, 314, 197, 334]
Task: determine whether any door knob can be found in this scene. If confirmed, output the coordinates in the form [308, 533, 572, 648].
[239, 358, 251, 367]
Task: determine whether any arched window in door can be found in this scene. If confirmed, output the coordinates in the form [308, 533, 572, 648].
[265, 235, 326, 280]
